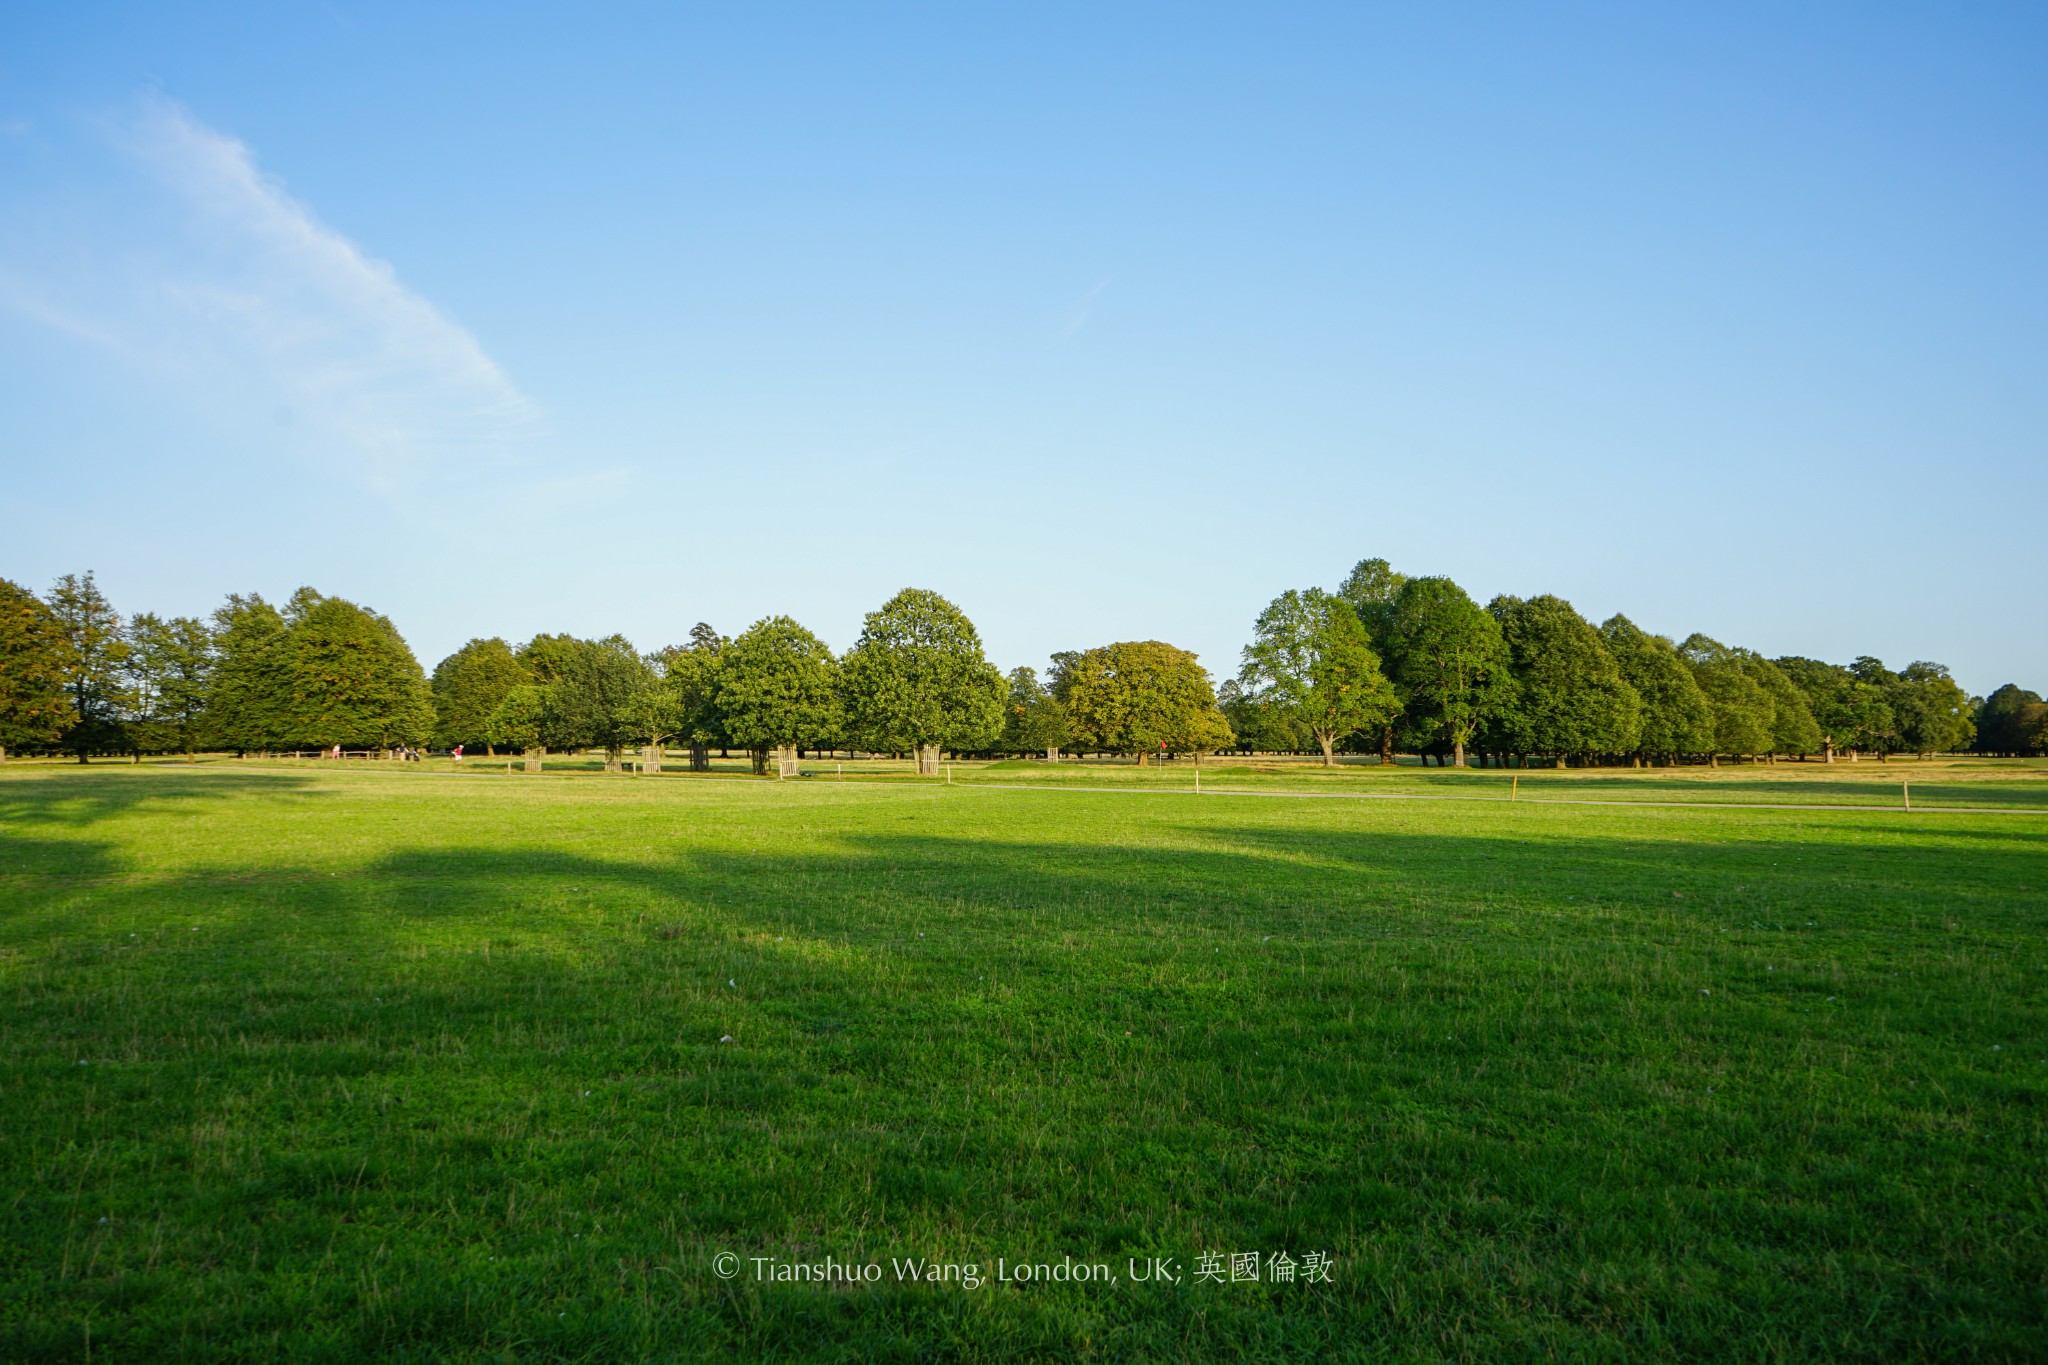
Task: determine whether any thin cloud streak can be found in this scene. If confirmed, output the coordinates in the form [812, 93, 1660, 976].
[1, 94, 540, 493]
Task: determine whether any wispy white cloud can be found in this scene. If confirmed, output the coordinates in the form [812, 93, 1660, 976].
[0, 94, 539, 492]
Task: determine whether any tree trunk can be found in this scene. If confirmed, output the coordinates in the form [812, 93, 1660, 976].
[1046, 745, 1060, 762]
[1134, 749, 1148, 767]
[1380, 725, 1395, 766]
[523, 747, 544, 773]
[1452, 740, 1465, 767]
[691, 743, 709, 772]
[1317, 732, 1336, 767]
[640, 745, 663, 774]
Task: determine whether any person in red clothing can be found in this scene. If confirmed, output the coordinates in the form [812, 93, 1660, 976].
[452, 744, 464, 762]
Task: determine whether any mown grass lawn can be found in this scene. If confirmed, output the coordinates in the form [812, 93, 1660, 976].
[1, 763, 2043, 1362]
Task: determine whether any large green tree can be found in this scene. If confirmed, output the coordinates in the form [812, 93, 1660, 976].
[1336, 557, 1410, 764]
[1239, 589, 1398, 766]
[658, 623, 728, 770]
[1383, 576, 1507, 767]
[1486, 595, 1642, 765]
[1600, 616, 1714, 763]
[1774, 656, 1893, 761]
[716, 616, 842, 774]
[205, 594, 288, 754]
[1679, 635, 1773, 761]
[0, 578, 76, 760]
[1061, 640, 1233, 764]
[46, 572, 131, 763]
[431, 638, 530, 752]
[840, 588, 1004, 769]
[1889, 662, 1975, 756]
[485, 685, 556, 768]
[1977, 684, 2045, 756]
[999, 666, 1069, 758]
[262, 596, 435, 750]
[549, 635, 663, 770]
[1734, 652, 1822, 759]
[126, 613, 216, 758]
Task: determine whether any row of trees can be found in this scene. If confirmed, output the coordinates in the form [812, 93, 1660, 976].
[2, 567, 2038, 767]
[1219, 560, 1993, 766]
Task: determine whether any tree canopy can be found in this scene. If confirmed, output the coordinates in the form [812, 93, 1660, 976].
[715, 616, 842, 768]
[1061, 640, 1233, 763]
[261, 595, 435, 749]
[548, 634, 663, 764]
[1680, 635, 1774, 758]
[1239, 588, 1398, 765]
[658, 624, 729, 762]
[1383, 577, 1507, 766]
[999, 666, 1069, 755]
[1977, 684, 2045, 755]
[485, 685, 552, 754]
[431, 639, 530, 750]
[46, 572, 131, 761]
[1600, 615, 1713, 760]
[840, 588, 1005, 756]
[126, 613, 215, 757]
[1736, 652, 1822, 756]
[0, 578, 76, 756]
[1486, 594, 1642, 762]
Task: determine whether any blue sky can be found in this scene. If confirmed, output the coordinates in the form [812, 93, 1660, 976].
[4, 3, 2044, 693]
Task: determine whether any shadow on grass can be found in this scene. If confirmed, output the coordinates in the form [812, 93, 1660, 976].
[3, 794, 2045, 1361]
[0, 767, 329, 830]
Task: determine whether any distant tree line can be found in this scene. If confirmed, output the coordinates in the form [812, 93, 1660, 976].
[1, 565, 2038, 768]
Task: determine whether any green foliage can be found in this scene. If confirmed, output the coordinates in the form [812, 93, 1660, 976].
[262, 596, 436, 749]
[657, 625, 729, 752]
[1736, 653, 1822, 756]
[484, 685, 552, 753]
[517, 633, 585, 686]
[1224, 678, 1313, 752]
[1775, 656, 1895, 757]
[1890, 662, 1976, 756]
[45, 572, 132, 760]
[715, 616, 842, 758]
[840, 589, 1005, 754]
[1976, 684, 2045, 755]
[548, 635, 663, 759]
[1061, 640, 1233, 761]
[1679, 636, 1774, 757]
[999, 667, 1068, 755]
[1600, 616, 1713, 759]
[2022, 702, 2048, 756]
[204, 594, 288, 754]
[1239, 589, 1398, 763]
[1383, 577, 1508, 765]
[125, 613, 216, 756]
[1486, 595, 1642, 760]
[431, 639, 530, 750]
[1336, 556, 1408, 648]
[0, 579, 76, 754]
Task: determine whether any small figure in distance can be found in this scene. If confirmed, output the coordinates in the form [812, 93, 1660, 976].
[452, 744, 463, 763]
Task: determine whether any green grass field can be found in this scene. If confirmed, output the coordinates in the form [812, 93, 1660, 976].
[2, 759, 2044, 1361]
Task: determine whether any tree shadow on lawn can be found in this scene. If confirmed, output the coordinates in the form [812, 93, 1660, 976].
[5, 821, 2045, 1360]
[0, 767, 330, 833]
